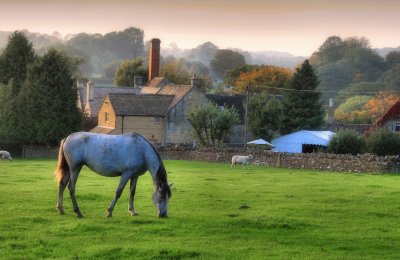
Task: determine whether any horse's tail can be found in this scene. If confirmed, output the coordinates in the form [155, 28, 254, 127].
[55, 138, 70, 185]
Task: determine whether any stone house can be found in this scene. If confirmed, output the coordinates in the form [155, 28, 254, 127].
[88, 38, 247, 145]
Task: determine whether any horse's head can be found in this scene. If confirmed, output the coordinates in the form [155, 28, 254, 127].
[152, 182, 172, 218]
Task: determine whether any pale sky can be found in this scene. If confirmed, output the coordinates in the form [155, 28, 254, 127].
[1, 0, 399, 56]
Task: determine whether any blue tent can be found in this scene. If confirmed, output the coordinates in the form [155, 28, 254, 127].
[271, 130, 335, 153]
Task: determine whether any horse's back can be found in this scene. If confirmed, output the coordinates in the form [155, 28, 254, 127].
[63, 132, 150, 176]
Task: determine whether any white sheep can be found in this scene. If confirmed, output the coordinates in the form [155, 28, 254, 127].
[0, 150, 12, 161]
[231, 155, 252, 168]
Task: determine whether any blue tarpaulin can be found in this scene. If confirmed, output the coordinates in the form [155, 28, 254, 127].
[271, 130, 335, 153]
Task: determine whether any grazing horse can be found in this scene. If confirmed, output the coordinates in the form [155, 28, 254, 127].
[55, 132, 171, 218]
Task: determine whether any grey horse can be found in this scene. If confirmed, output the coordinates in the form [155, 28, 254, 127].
[55, 132, 172, 218]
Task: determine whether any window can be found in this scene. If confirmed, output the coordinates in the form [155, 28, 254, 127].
[105, 112, 109, 123]
[395, 122, 400, 132]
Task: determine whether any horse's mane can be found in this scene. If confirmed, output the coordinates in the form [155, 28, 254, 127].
[131, 132, 168, 185]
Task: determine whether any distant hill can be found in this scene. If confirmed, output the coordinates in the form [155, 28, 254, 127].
[374, 46, 400, 57]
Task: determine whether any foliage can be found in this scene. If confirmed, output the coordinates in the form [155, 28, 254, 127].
[385, 51, 400, 68]
[17, 49, 82, 144]
[114, 58, 147, 87]
[210, 49, 246, 80]
[224, 64, 258, 87]
[281, 60, 324, 134]
[336, 81, 385, 104]
[1, 159, 400, 259]
[188, 41, 218, 66]
[0, 81, 18, 143]
[383, 64, 400, 91]
[233, 65, 292, 94]
[248, 94, 283, 140]
[160, 57, 213, 92]
[317, 62, 352, 99]
[0, 31, 35, 92]
[160, 57, 191, 84]
[327, 129, 365, 155]
[187, 103, 239, 147]
[334, 92, 399, 124]
[334, 95, 372, 124]
[364, 92, 399, 122]
[366, 128, 400, 156]
[66, 27, 145, 75]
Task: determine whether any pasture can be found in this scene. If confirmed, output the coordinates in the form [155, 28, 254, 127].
[0, 159, 399, 259]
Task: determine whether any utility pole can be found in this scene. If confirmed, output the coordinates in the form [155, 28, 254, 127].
[244, 85, 249, 149]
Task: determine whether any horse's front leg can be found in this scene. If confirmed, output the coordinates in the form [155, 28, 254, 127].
[128, 176, 139, 216]
[107, 172, 131, 218]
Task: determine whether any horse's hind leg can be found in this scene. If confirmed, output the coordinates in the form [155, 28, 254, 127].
[56, 174, 70, 214]
[107, 172, 131, 218]
[128, 176, 139, 216]
[68, 166, 84, 218]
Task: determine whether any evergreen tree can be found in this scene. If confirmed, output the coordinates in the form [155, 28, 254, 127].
[18, 49, 82, 144]
[281, 60, 324, 134]
[0, 31, 35, 93]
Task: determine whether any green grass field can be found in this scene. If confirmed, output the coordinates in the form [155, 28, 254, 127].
[0, 159, 400, 259]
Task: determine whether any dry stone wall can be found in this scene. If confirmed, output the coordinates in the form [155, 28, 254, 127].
[159, 147, 400, 174]
[21, 145, 400, 174]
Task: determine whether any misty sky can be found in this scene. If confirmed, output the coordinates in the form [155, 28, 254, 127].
[1, 0, 399, 56]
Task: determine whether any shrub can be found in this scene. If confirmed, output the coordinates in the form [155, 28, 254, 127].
[366, 128, 400, 156]
[328, 129, 365, 155]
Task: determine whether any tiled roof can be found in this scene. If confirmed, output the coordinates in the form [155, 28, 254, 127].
[108, 93, 174, 116]
[79, 86, 140, 117]
[145, 77, 170, 88]
[157, 85, 193, 110]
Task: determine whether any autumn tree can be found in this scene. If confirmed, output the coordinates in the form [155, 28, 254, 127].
[334, 95, 372, 124]
[280, 60, 324, 134]
[364, 92, 399, 122]
[233, 65, 292, 94]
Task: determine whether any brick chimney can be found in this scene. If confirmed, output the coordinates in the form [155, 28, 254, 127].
[148, 38, 161, 81]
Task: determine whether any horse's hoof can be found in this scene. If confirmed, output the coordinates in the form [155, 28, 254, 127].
[106, 214, 112, 218]
[76, 213, 84, 218]
[129, 210, 139, 216]
[58, 211, 65, 215]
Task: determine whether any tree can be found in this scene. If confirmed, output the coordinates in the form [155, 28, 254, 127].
[17, 49, 82, 144]
[385, 51, 400, 69]
[160, 57, 191, 84]
[317, 61, 352, 100]
[233, 65, 292, 94]
[0, 31, 35, 93]
[383, 64, 400, 91]
[187, 103, 239, 147]
[248, 94, 283, 140]
[280, 60, 324, 134]
[312, 36, 344, 66]
[334, 95, 372, 124]
[327, 129, 365, 155]
[366, 128, 400, 156]
[336, 81, 385, 104]
[0, 81, 19, 143]
[114, 58, 147, 87]
[210, 49, 246, 80]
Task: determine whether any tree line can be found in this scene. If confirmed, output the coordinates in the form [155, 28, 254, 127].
[0, 32, 82, 145]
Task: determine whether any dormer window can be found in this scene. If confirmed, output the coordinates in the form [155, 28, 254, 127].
[395, 122, 400, 132]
